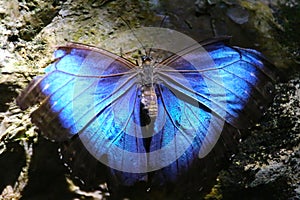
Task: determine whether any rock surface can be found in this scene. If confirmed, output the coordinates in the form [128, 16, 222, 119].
[0, 0, 299, 199]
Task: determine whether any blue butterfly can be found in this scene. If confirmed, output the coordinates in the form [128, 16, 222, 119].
[16, 37, 277, 191]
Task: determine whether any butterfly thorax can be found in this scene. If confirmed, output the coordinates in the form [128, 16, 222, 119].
[139, 56, 158, 118]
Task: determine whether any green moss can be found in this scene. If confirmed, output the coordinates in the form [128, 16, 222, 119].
[204, 178, 223, 200]
[239, 0, 290, 69]
[277, 2, 300, 65]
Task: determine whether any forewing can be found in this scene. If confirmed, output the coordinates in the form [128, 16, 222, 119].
[157, 40, 277, 129]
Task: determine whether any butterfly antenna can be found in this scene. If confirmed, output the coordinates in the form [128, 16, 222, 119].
[159, 15, 168, 28]
[120, 47, 123, 57]
[148, 14, 168, 59]
[119, 15, 148, 57]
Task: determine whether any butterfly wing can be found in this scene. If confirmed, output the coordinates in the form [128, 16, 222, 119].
[16, 39, 278, 189]
[149, 39, 277, 183]
[16, 43, 149, 184]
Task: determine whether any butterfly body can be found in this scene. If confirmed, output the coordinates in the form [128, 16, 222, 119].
[140, 85, 158, 118]
[138, 56, 158, 119]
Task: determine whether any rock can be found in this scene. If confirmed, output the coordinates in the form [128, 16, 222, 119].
[0, 0, 299, 199]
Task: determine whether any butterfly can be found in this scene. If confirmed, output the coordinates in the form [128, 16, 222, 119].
[16, 35, 277, 196]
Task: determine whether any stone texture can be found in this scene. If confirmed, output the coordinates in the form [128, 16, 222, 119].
[0, 0, 299, 199]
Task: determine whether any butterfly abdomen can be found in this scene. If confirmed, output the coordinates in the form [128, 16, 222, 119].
[141, 85, 158, 118]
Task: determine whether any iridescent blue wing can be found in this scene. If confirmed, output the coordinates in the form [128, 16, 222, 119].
[149, 39, 277, 183]
[16, 43, 148, 184]
[16, 39, 278, 190]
